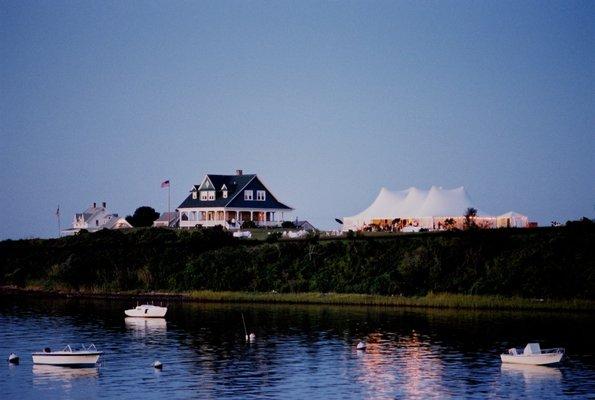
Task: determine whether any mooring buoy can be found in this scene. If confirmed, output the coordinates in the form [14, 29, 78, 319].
[8, 353, 19, 364]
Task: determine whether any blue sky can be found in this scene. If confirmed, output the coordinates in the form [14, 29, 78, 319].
[1, 0, 594, 239]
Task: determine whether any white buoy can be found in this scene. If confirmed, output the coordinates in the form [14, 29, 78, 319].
[249, 333, 256, 342]
[153, 360, 163, 369]
[8, 353, 19, 364]
[356, 341, 366, 350]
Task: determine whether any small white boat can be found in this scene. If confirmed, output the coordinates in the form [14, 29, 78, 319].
[500, 343, 564, 365]
[124, 304, 167, 318]
[32, 345, 102, 367]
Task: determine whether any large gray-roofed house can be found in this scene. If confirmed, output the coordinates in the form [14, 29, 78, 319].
[177, 170, 293, 229]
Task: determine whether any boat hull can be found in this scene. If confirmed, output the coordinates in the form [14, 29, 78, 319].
[124, 306, 167, 318]
[500, 353, 563, 365]
[32, 352, 101, 367]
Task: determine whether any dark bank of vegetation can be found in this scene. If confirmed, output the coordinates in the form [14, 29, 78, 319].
[1, 223, 594, 307]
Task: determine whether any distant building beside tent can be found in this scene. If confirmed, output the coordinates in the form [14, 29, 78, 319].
[62, 202, 132, 236]
[342, 186, 529, 232]
[294, 220, 317, 231]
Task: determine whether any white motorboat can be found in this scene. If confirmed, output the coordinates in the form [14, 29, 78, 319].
[32, 344, 102, 367]
[124, 304, 167, 318]
[500, 343, 564, 365]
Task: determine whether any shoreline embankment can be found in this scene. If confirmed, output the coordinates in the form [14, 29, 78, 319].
[2, 286, 593, 312]
[2, 224, 594, 309]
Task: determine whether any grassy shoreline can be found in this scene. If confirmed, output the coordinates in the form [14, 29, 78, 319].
[2, 286, 593, 312]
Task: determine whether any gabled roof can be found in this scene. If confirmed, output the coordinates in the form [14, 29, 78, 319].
[102, 216, 132, 230]
[178, 173, 292, 210]
[155, 212, 179, 223]
[295, 220, 316, 230]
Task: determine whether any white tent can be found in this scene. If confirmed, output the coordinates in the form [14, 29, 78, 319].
[342, 186, 525, 231]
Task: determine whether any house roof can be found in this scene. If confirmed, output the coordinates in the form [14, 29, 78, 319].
[155, 212, 179, 222]
[102, 216, 132, 229]
[295, 220, 316, 230]
[178, 173, 292, 210]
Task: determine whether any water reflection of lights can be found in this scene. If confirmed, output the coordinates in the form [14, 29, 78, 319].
[125, 317, 167, 337]
[355, 332, 444, 399]
[397, 331, 444, 399]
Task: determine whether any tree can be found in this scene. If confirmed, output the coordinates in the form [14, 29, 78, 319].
[443, 218, 456, 231]
[464, 207, 478, 230]
[126, 206, 160, 227]
[241, 220, 257, 229]
[281, 221, 296, 229]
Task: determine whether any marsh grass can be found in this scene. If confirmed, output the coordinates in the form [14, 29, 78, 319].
[185, 290, 595, 311]
[4, 286, 593, 311]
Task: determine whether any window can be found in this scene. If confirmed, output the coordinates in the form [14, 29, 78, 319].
[207, 191, 215, 200]
[192, 191, 197, 199]
[256, 190, 266, 201]
[223, 190, 228, 198]
[244, 190, 253, 200]
[200, 191, 208, 201]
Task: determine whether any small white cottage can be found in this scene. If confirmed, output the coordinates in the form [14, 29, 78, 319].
[62, 202, 132, 236]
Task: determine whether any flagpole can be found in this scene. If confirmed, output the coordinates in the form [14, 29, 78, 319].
[57, 205, 61, 238]
[168, 183, 171, 214]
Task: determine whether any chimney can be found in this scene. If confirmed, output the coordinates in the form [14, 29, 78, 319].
[93, 202, 96, 208]
[102, 202, 106, 208]
[236, 169, 243, 176]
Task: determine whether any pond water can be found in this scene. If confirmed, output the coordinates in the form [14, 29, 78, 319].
[1, 297, 594, 399]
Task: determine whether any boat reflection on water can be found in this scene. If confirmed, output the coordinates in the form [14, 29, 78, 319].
[125, 317, 167, 337]
[32, 364, 98, 385]
[501, 363, 562, 382]
[499, 363, 563, 397]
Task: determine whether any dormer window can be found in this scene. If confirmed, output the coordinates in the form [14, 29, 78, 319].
[244, 190, 253, 200]
[223, 190, 228, 198]
[192, 190, 197, 199]
[256, 190, 266, 201]
[221, 184, 228, 199]
[207, 191, 215, 200]
[200, 191, 208, 201]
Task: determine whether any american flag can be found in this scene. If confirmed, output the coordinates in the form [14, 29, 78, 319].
[161, 180, 170, 188]
[55, 206, 60, 216]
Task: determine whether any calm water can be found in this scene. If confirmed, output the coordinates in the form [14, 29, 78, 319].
[0, 297, 594, 399]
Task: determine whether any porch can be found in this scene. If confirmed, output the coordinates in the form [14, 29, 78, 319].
[179, 208, 287, 229]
